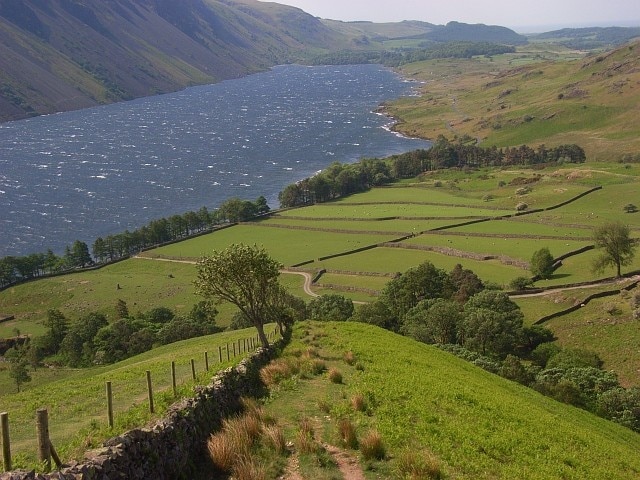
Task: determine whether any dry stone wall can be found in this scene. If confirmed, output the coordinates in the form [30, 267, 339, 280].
[0, 342, 282, 480]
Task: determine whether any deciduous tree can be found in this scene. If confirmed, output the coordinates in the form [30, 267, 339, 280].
[530, 247, 555, 279]
[592, 221, 636, 277]
[402, 298, 461, 344]
[308, 294, 354, 321]
[462, 290, 524, 358]
[195, 244, 283, 347]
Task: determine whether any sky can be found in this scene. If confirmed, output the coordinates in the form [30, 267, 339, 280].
[265, 0, 640, 32]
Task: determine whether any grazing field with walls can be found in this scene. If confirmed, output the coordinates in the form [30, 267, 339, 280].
[2, 162, 639, 410]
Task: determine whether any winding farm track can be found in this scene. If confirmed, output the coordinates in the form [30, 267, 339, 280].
[133, 255, 320, 298]
[133, 256, 637, 303]
[282, 270, 319, 297]
[510, 275, 640, 298]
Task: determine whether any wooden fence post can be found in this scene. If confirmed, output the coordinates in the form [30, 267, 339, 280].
[204, 351, 209, 371]
[191, 359, 196, 380]
[226, 343, 230, 361]
[1, 412, 11, 472]
[106, 382, 114, 428]
[146, 371, 154, 414]
[233, 342, 236, 357]
[36, 408, 51, 471]
[171, 361, 177, 396]
[218, 346, 223, 363]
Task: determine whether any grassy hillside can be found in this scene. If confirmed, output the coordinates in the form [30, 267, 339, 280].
[264, 321, 640, 479]
[386, 41, 640, 161]
[3, 318, 640, 477]
[0, 325, 277, 467]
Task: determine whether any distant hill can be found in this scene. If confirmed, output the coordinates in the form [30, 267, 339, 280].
[0, 0, 345, 122]
[424, 21, 528, 45]
[321, 19, 437, 41]
[323, 19, 527, 46]
[533, 26, 640, 49]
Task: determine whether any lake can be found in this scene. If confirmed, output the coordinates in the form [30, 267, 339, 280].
[0, 64, 430, 257]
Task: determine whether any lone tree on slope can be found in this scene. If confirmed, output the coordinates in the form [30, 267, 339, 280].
[592, 221, 636, 278]
[194, 243, 283, 348]
[530, 247, 555, 280]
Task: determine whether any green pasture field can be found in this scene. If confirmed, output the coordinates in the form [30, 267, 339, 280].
[536, 248, 640, 287]
[328, 186, 494, 206]
[0, 318, 47, 339]
[310, 287, 378, 303]
[0, 259, 309, 340]
[315, 273, 389, 293]
[260, 216, 457, 234]
[275, 203, 512, 220]
[545, 294, 640, 387]
[140, 225, 394, 266]
[514, 293, 579, 326]
[315, 247, 527, 286]
[448, 219, 593, 239]
[411, 179, 594, 212]
[265, 321, 640, 479]
[0, 326, 278, 466]
[278, 271, 308, 299]
[512, 283, 636, 325]
[0, 260, 201, 335]
[525, 183, 640, 230]
[318, 179, 597, 213]
[403, 234, 591, 264]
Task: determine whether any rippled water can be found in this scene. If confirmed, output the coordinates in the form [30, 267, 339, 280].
[0, 64, 430, 257]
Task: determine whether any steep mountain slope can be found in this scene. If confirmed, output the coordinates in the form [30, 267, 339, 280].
[0, 0, 345, 122]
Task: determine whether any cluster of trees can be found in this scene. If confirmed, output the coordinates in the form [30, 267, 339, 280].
[9, 301, 220, 377]
[391, 42, 516, 65]
[309, 42, 517, 67]
[278, 159, 392, 207]
[350, 261, 546, 358]
[0, 240, 93, 287]
[92, 195, 268, 263]
[278, 138, 586, 208]
[391, 137, 586, 179]
[0, 196, 270, 289]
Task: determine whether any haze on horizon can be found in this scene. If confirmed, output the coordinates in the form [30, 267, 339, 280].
[265, 0, 640, 32]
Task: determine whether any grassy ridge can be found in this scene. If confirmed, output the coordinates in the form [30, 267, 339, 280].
[386, 41, 640, 161]
[266, 321, 640, 479]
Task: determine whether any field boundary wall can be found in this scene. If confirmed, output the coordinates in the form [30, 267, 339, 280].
[0, 340, 285, 480]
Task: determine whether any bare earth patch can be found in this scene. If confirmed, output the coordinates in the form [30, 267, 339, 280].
[323, 442, 366, 480]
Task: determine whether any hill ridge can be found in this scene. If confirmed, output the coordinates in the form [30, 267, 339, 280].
[0, 0, 343, 122]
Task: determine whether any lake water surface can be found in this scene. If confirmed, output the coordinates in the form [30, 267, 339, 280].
[0, 64, 430, 257]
